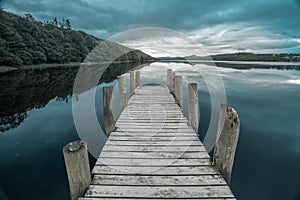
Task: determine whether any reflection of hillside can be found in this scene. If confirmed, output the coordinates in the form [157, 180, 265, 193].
[0, 62, 147, 132]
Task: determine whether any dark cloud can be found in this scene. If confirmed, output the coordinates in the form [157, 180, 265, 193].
[2, 0, 300, 53]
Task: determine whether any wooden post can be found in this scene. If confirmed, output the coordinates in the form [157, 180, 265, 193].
[174, 75, 183, 108]
[103, 86, 115, 135]
[135, 71, 140, 88]
[213, 104, 240, 185]
[117, 76, 127, 111]
[188, 83, 199, 132]
[130, 71, 134, 96]
[171, 72, 175, 94]
[167, 69, 172, 89]
[63, 141, 91, 200]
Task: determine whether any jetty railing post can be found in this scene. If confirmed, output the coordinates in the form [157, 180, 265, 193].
[103, 86, 115, 135]
[63, 141, 91, 200]
[188, 83, 199, 132]
[174, 75, 183, 108]
[213, 103, 240, 185]
[117, 76, 127, 111]
[130, 71, 135, 96]
[167, 69, 172, 90]
[135, 71, 140, 88]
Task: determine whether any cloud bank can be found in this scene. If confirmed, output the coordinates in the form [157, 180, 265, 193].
[2, 0, 300, 55]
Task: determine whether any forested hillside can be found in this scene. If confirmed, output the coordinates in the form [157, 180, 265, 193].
[0, 10, 153, 67]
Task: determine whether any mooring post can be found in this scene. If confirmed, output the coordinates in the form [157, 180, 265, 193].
[167, 69, 172, 89]
[135, 71, 140, 88]
[174, 75, 183, 108]
[117, 76, 127, 111]
[63, 141, 91, 200]
[130, 71, 134, 96]
[103, 86, 115, 135]
[213, 103, 240, 185]
[171, 72, 175, 94]
[188, 83, 199, 132]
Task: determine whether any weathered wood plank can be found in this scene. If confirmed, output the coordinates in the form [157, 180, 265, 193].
[80, 198, 236, 200]
[98, 151, 210, 159]
[114, 128, 197, 133]
[91, 174, 227, 186]
[92, 165, 219, 175]
[101, 145, 206, 152]
[84, 185, 234, 198]
[105, 140, 202, 146]
[79, 198, 236, 200]
[110, 131, 197, 137]
[108, 136, 198, 141]
[96, 158, 211, 166]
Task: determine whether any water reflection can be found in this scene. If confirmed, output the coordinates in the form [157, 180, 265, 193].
[0, 62, 148, 132]
[0, 61, 299, 200]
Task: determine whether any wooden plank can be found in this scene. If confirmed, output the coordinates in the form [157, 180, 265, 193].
[108, 136, 198, 141]
[116, 117, 188, 124]
[110, 131, 197, 137]
[116, 122, 189, 126]
[99, 151, 210, 159]
[84, 185, 234, 198]
[114, 128, 197, 133]
[112, 132, 197, 140]
[101, 145, 206, 152]
[91, 174, 227, 186]
[116, 124, 192, 129]
[96, 158, 211, 166]
[92, 165, 220, 175]
[80, 198, 236, 200]
[105, 140, 202, 146]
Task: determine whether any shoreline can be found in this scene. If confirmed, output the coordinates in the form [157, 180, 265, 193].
[0, 60, 156, 74]
[1, 59, 300, 74]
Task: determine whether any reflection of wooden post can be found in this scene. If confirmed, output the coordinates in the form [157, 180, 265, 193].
[167, 69, 172, 89]
[103, 86, 115, 135]
[130, 71, 134, 96]
[63, 141, 91, 200]
[135, 71, 140, 88]
[188, 83, 198, 132]
[213, 104, 240, 185]
[117, 76, 127, 111]
[174, 75, 183, 108]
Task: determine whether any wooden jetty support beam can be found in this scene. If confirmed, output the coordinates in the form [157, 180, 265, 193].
[103, 86, 115, 135]
[213, 103, 240, 185]
[135, 70, 140, 88]
[129, 71, 134, 96]
[174, 75, 183, 108]
[188, 83, 199, 132]
[117, 76, 127, 111]
[63, 141, 91, 200]
[64, 69, 240, 199]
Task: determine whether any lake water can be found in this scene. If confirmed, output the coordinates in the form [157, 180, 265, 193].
[0, 62, 299, 200]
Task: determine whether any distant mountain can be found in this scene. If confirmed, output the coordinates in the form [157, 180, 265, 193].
[210, 53, 300, 62]
[0, 10, 153, 68]
[157, 53, 300, 62]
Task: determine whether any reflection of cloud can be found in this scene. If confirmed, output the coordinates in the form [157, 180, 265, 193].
[286, 79, 300, 85]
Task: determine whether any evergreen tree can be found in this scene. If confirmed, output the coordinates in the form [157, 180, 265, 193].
[66, 19, 71, 29]
[25, 13, 35, 21]
[53, 17, 58, 27]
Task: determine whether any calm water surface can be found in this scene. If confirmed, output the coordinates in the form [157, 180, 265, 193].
[0, 62, 299, 200]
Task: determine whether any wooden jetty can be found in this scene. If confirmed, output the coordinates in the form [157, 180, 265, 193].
[63, 69, 240, 200]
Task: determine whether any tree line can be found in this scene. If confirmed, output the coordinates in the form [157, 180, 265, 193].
[0, 10, 153, 67]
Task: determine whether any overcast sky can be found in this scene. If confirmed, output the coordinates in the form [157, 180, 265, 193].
[2, 0, 300, 56]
